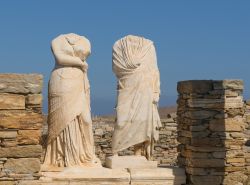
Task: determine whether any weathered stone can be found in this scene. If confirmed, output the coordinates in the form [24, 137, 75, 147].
[229, 145, 242, 150]
[186, 167, 207, 175]
[164, 126, 176, 131]
[7, 173, 39, 180]
[17, 130, 41, 145]
[0, 110, 43, 129]
[190, 125, 208, 131]
[214, 112, 228, 119]
[226, 108, 244, 117]
[191, 138, 222, 147]
[245, 158, 250, 163]
[26, 94, 43, 106]
[0, 139, 17, 147]
[187, 158, 225, 168]
[106, 156, 157, 169]
[177, 137, 190, 145]
[177, 80, 213, 94]
[0, 93, 25, 110]
[184, 110, 217, 120]
[226, 158, 245, 163]
[4, 158, 40, 173]
[159, 130, 172, 136]
[209, 118, 244, 132]
[186, 145, 225, 152]
[224, 97, 244, 108]
[178, 117, 203, 125]
[224, 139, 245, 147]
[191, 175, 222, 185]
[209, 89, 240, 96]
[225, 166, 245, 172]
[182, 150, 209, 158]
[230, 132, 245, 138]
[246, 115, 250, 122]
[223, 172, 248, 184]
[186, 167, 225, 176]
[213, 80, 243, 90]
[0, 131, 17, 139]
[244, 152, 250, 158]
[180, 130, 209, 138]
[161, 118, 175, 123]
[0, 182, 15, 185]
[188, 97, 243, 109]
[212, 152, 226, 158]
[178, 130, 191, 138]
[129, 167, 186, 185]
[0, 74, 43, 94]
[0, 145, 42, 158]
[187, 99, 223, 109]
[40, 167, 130, 185]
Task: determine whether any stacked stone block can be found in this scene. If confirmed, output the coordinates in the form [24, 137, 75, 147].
[177, 80, 247, 185]
[0, 74, 43, 183]
[93, 118, 114, 164]
[156, 113, 178, 166]
[244, 100, 250, 177]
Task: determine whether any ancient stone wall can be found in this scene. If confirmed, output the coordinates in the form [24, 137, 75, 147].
[177, 80, 248, 185]
[244, 100, 250, 179]
[0, 74, 43, 184]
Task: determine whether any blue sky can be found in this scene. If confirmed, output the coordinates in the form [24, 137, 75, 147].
[0, 1, 249, 115]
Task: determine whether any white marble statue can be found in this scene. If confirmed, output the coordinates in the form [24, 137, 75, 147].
[43, 33, 99, 168]
[112, 35, 162, 160]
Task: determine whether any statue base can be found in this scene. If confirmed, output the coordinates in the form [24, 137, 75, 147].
[39, 166, 130, 184]
[19, 167, 186, 185]
[105, 155, 158, 169]
[128, 167, 186, 185]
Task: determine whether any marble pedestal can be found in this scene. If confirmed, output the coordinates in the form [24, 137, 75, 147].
[129, 167, 186, 185]
[35, 166, 130, 185]
[105, 155, 158, 169]
[18, 167, 186, 185]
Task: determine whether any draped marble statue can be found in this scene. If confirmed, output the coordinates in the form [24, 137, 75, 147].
[112, 35, 162, 160]
[43, 33, 99, 168]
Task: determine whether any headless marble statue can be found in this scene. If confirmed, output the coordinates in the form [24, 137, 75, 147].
[43, 33, 100, 169]
[112, 35, 162, 160]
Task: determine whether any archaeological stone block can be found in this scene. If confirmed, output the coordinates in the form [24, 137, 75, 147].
[0, 110, 43, 129]
[25, 94, 43, 106]
[17, 130, 41, 145]
[190, 175, 222, 185]
[0, 145, 42, 158]
[177, 80, 213, 94]
[0, 93, 25, 110]
[0, 73, 43, 94]
[213, 80, 243, 90]
[0, 131, 17, 139]
[4, 158, 40, 174]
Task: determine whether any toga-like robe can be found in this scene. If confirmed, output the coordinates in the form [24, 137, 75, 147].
[112, 35, 162, 156]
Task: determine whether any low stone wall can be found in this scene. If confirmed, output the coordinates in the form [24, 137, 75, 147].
[177, 80, 248, 185]
[244, 100, 250, 178]
[0, 74, 43, 183]
[92, 113, 178, 166]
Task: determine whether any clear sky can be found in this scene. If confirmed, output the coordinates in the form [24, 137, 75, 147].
[0, 1, 249, 115]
